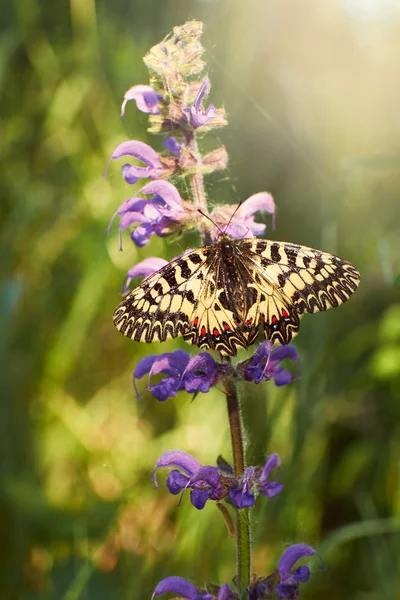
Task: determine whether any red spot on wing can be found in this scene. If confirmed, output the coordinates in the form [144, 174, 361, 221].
[193, 317, 199, 326]
[223, 322, 231, 331]
[245, 318, 253, 326]
[200, 325, 206, 337]
[213, 328, 219, 337]
[281, 309, 289, 318]
[271, 315, 278, 324]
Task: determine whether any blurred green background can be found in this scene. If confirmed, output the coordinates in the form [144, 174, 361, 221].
[1, 0, 400, 598]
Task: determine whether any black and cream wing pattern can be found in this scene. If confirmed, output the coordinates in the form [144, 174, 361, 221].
[113, 234, 360, 356]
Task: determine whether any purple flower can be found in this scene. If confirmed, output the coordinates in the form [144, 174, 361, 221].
[184, 77, 217, 129]
[275, 544, 324, 598]
[121, 257, 168, 295]
[242, 342, 299, 386]
[107, 180, 188, 247]
[152, 577, 234, 599]
[228, 454, 283, 508]
[153, 450, 283, 510]
[257, 453, 284, 498]
[210, 192, 275, 239]
[121, 84, 160, 116]
[134, 350, 219, 401]
[163, 136, 184, 156]
[151, 450, 225, 510]
[103, 140, 167, 185]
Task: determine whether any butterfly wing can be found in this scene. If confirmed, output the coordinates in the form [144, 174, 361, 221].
[113, 248, 208, 343]
[114, 236, 360, 355]
[229, 251, 301, 346]
[238, 237, 360, 320]
[113, 246, 248, 355]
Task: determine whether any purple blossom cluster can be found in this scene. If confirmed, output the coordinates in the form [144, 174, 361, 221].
[107, 20, 323, 600]
[152, 544, 324, 599]
[151, 450, 283, 510]
[133, 342, 299, 402]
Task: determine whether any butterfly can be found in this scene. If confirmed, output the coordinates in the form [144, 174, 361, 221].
[113, 234, 360, 356]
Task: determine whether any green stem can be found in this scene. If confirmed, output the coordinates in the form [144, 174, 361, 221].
[224, 372, 251, 598]
[187, 132, 251, 596]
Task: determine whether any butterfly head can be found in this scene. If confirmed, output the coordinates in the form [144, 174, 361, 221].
[219, 233, 235, 260]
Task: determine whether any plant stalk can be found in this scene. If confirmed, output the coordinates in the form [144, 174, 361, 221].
[189, 135, 251, 597]
[224, 372, 251, 598]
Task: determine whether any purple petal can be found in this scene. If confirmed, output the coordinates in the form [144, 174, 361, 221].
[275, 583, 297, 598]
[103, 140, 161, 178]
[185, 77, 217, 129]
[188, 466, 221, 490]
[260, 453, 280, 484]
[217, 584, 234, 600]
[163, 137, 183, 156]
[272, 369, 293, 387]
[228, 488, 255, 509]
[259, 453, 284, 499]
[270, 345, 299, 364]
[150, 378, 181, 402]
[238, 192, 275, 218]
[190, 488, 212, 510]
[187, 104, 217, 128]
[222, 221, 251, 238]
[122, 163, 163, 185]
[123, 257, 168, 293]
[140, 180, 183, 212]
[166, 470, 189, 495]
[152, 576, 202, 600]
[150, 350, 191, 378]
[117, 197, 148, 216]
[261, 481, 284, 498]
[194, 77, 210, 110]
[121, 84, 160, 116]
[183, 353, 218, 394]
[278, 544, 316, 578]
[292, 566, 310, 583]
[134, 355, 159, 383]
[119, 211, 149, 230]
[106, 197, 148, 234]
[151, 450, 202, 487]
[131, 223, 153, 247]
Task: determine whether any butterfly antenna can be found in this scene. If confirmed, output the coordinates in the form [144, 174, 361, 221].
[197, 208, 224, 234]
[223, 201, 243, 234]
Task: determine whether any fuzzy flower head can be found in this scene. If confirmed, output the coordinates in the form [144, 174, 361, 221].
[137, 21, 228, 135]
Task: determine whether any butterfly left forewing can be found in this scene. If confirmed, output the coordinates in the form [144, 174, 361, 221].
[113, 248, 210, 343]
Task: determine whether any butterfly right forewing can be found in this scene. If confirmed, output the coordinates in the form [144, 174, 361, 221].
[240, 238, 360, 317]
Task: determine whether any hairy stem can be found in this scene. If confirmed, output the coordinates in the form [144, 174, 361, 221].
[224, 371, 251, 598]
[186, 133, 212, 245]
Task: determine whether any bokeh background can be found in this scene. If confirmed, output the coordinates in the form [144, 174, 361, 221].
[2, 0, 400, 598]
